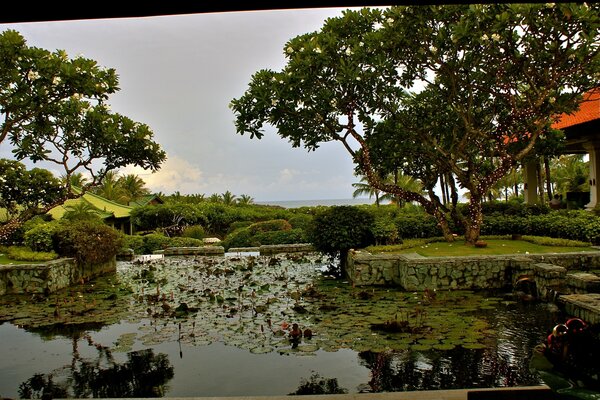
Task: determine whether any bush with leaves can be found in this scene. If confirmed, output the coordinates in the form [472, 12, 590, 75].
[139, 233, 171, 254]
[122, 235, 145, 254]
[308, 206, 374, 276]
[167, 236, 204, 248]
[248, 219, 292, 235]
[181, 225, 205, 240]
[53, 220, 123, 265]
[24, 222, 60, 252]
[255, 228, 307, 246]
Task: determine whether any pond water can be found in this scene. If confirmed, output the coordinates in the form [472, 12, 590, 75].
[0, 253, 568, 398]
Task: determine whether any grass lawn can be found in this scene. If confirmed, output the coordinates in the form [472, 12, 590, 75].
[0, 253, 37, 265]
[371, 239, 596, 257]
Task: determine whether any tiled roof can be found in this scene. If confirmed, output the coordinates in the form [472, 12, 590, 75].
[552, 88, 600, 129]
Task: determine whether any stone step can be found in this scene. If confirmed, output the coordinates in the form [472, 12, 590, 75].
[567, 272, 600, 294]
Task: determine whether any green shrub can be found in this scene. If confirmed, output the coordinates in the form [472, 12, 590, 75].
[287, 214, 313, 230]
[255, 228, 307, 245]
[520, 235, 590, 247]
[142, 233, 171, 254]
[24, 222, 59, 252]
[6, 246, 58, 262]
[248, 219, 292, 235]
[395, 213, 443, 239]
[308, 206, 375, 277]
[122, 235, 145, 254]
[168, 236, 204, 248]
[371, 216, 400, 245]
[227, 221, 253, 234]
[53, 220, 123, 265]
[181, 225, 205, 239]
[222, 228, 258, 250]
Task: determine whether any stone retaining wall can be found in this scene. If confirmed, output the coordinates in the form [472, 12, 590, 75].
[346, 250, 600, 291]
[0, 257, 116, 295]
[161, 246, 225, 256]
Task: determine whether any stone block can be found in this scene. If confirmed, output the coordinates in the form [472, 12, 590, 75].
[567, 272, 600, 293]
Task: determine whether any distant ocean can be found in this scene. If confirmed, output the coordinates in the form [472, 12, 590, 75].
[255, 198, 383, 208]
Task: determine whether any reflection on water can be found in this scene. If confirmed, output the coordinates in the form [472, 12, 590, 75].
[0, 254, 571, 398]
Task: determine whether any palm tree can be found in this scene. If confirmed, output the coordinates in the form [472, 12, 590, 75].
[118, 174, 150, 204]
[93, 171, 126, 203]
[352, 175, 382, 206]
[60, 172, 89, 192]
[220, 191, 237, 206]
[380, 173, 424, 207]
[551, 155, 589, 195]
[237, 194, 254, 205]
[62, 201, 103, 221]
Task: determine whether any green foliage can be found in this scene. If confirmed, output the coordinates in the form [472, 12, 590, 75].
[23, 222, 59, 252]
[181, 225, 205, 239]
[371, 216, 400, 245]
[0, 30, 166, 180]
[53, 220, 123, 265]
[0, 159, 65, 218]
[255, 228, 307, 246]
[308, 206, 375, 258]
[222, 219, 300, 250]
[167, 237, 204, 248]
[287, 214, 313, 230]
[231, 3, 600, 243]
[227, 221, 253, 234]
[248, 219, 292, 235]
[520, 235, 591, 248]
[141, 233, 171, 254]
[122, 235, 145, 254]
[395, 213, 444, 239]
[222, 228, 258, 250]
[6, 246, 58, 262]
[130, 204, 208, 231]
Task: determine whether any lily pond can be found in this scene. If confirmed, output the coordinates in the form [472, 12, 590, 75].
[0, 252, 566, 398]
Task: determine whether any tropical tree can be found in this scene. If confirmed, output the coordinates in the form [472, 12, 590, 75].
[352, 174, 383, 206]
[0, 159, 65, 220]
[91, 170, 124, 202]
[551, 154, 589, 195]
[231, 4, 600, 244]
[0, 29, 166, 241]
[118, 173, 150, 204]
[237, 194, 254, 205]
[61, 172, 89, 189]
[220, 191, 237, 206]
[0, 29, 118, 147]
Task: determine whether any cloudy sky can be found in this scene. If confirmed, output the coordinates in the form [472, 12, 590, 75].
[0, 7, 371, 202]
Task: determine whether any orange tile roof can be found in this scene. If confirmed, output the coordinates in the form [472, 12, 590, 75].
[552, 88, 600, 129]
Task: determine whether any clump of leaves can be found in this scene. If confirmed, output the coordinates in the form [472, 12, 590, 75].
[53, 220, 123, 265]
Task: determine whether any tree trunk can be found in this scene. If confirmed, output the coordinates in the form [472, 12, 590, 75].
[464, 197, 484, 245]
[544, 156, 553, 201]
[536, 161, 545, 205]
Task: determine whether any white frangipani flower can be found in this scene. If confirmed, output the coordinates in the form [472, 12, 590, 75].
[491, 33, 501, 41]
[27, 70, 40, 80]
[52, 76, 61, 85]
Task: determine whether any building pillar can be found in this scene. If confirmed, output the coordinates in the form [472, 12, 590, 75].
[523, 159, 539, 205]
[584, 142, 600, 210]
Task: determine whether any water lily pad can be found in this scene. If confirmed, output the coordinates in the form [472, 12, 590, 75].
[462, 343, 487, 349]
[434, 343, 456, 351]
[250, 346, 273, 354]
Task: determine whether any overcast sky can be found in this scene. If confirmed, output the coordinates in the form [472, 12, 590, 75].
[0, 7, 371, 202]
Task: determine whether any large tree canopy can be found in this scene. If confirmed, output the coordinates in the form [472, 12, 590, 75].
[0, 29, 166, 241]
[231, 4, 600, 243]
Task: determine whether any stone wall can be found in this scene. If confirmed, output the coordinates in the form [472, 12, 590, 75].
[0, 257, 116, 296]
[346, 250, 600, 291]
